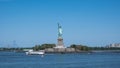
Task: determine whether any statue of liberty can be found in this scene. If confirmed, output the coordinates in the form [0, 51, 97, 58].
[55, 23, 65, 48]
[58, 23, 63, 38]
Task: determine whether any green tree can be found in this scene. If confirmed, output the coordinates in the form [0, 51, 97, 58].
[33, 44, 56, 51]
[70, 44, 89, 51]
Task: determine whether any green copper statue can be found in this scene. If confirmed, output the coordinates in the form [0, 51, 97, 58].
[58, 23, 63, 38]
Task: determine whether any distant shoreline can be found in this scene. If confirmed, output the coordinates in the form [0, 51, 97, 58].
[91, 50, 120, 53]
[1, 50, 120, 54]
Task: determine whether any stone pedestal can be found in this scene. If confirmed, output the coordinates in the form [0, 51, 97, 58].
[55, 37, 65, 48]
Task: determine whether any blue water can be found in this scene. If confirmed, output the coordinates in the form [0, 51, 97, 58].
[0, 52, 120, 68]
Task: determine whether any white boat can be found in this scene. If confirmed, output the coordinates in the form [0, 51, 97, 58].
[26, 49, 45, 55]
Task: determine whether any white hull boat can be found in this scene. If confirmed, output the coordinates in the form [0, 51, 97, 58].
[26, 50, 45, 55]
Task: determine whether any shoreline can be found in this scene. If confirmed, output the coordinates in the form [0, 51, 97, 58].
[1, 49, 120, 53]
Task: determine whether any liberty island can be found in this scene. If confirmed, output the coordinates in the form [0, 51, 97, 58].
[45, 23, 76, 53]
[24, 23, 76, 54]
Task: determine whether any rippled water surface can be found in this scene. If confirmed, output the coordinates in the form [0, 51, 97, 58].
[0, 52, 120, 68]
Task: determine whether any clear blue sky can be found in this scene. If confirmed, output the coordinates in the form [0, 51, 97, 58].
[0, 0, 120, 47]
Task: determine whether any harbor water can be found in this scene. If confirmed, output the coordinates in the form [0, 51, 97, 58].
[0, 52, 120, 68]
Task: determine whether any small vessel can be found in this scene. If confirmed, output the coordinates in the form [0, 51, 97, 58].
[26, 49, 45, 55]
